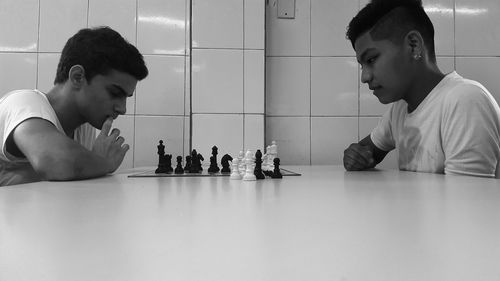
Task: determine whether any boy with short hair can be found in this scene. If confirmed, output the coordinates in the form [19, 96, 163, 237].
[0, 26, 148, 186]
[343, 0, 500, 177]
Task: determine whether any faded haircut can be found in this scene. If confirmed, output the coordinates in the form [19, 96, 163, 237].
[346, 0, 436, 62]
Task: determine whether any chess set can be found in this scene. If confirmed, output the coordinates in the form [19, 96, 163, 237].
[128, 140, 301, 179]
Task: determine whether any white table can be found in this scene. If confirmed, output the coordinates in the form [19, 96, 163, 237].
[1, 166, 499, 281]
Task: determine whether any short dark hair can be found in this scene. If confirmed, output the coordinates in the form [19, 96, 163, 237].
[54, 26, 148, 84]
[346, 0, 436, 62]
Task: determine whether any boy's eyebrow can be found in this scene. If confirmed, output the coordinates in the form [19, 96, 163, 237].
[109, 84, 132, 97]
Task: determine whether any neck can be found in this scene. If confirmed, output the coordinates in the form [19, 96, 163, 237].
[46, 84, 84, 137]
[404, 64, 445, 113]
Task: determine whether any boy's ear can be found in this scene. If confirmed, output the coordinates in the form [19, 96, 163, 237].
[68, 65, 86, 88]
[405, 30, 424, 59]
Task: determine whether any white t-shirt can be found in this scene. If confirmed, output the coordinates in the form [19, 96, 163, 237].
[0, 89, 96, 186]
[371, 71, 500, 178]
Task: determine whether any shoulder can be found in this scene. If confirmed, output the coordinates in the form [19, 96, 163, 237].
[0, 89, 48, 108]
[442, 73, 497, 108]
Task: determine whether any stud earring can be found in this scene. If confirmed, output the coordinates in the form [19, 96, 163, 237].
[413, 53, 422, 60]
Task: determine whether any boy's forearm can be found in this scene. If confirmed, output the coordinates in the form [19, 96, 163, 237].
[32, 144, 113, 181]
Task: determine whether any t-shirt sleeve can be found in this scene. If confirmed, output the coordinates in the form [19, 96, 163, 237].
[442, 84, 500, 177]
[0, 91, 59, 160]
[370, 105, 396, 152]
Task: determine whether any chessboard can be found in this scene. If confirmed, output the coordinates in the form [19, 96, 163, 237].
[129, 140, 299, 179]
[128, 167, 301, 178]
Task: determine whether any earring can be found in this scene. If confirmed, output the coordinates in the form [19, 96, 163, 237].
[413, 53, 422, 60]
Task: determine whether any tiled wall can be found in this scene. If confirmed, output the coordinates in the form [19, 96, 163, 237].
[0, 0, 191, 170]
[266, 0, 500, 167]
[2, 0, 499, 170]
[191, 0, 265, 159]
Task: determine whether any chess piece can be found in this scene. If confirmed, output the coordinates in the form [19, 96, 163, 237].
[208, 156, 219, 173]
[208, 146, 220, 173]
[263, 145, 273, 171]
[197, 153, 204, 172]
[271, 157, 282, 178]
[175, 156, 184, 174]
[155, 140, 167, 174]
[220, 154, 233, 173]
[254, 150, 265, 179]
[230, 158, 242, 180]
[243, 150, 256, 181]
[165, 154, 173, 173]
[189, 149, 200, 173]
[237, 150, 245, 176]
[184, 155, 192, 172]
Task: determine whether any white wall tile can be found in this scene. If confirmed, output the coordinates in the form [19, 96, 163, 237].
[184, 116, 190, 156]
[311, 0, 358, 56]
[244, 50, 265, 114]
[266, 0, 311, 56]
[311, 117, 358, 165]
[138, 0, 186, 55]
[359, 117, 398, 170]
[184, 56, 191, 116]
[0, 53, 37, 98]
[437, 56, 455, 74]
[245, 0, 265, 49]
[39, 0, 88, 52]
[266, 117, 310, 165]
[88, 0, 137, 45]
[113, 115, 135, 170]
[424, 0, 454, 56]
[192, 49, 243, 113]
[37, 53, 60, 93]
[134, 116, 185, 167]
[192, 0, 243, 48]
[136, 55, 185, 115]
[456, 57, 500, 105]
[192, 114, 244, 159]
[266, 57, 310, 116]
[0, 0, 38, 52]
[311, 57, 358, 116]
[244, 114, 265, 152]
[456, 0, 500, 56]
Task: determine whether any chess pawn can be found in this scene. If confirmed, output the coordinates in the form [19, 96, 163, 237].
[174, 156, 184, 174]
[271, 157, 283, 179]
[230, 158, 242, 180]
[243, 150, 256, 181]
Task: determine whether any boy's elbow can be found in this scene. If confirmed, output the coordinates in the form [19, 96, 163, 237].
[30, 154, 81, 181]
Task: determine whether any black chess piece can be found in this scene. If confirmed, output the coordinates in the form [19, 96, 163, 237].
[189, 149, 200, 173]
[208, 155, 219, 173]
[197, 153, 204, 172]
[271, 157, 282, 178]
[155, 140, 166, 174]
[165, 154, 173, 173]
[220, 154, 233, 173]
[175, 156, 184, 174]
[184, 155, 192, 172]
[207, 146, 220, 173]
[254, 150, 265, 179]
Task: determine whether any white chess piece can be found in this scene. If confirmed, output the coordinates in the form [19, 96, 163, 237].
[264, 145, 273, 171]
[271, 140, 278, 158]
[243, 150, 256, 181]
[238, 150, 245, 176]
[230, 158, 242, 180]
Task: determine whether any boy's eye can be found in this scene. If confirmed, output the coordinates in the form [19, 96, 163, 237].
[367, 56, 377, 64]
